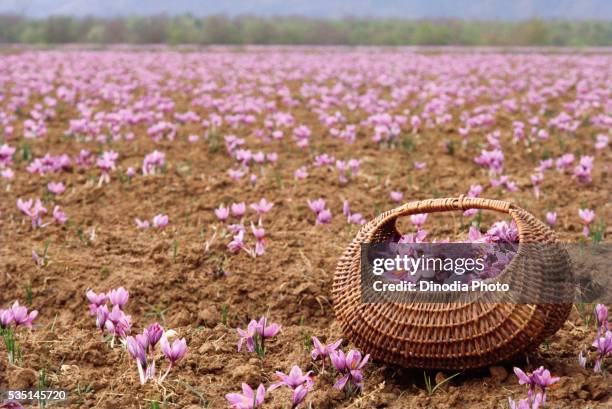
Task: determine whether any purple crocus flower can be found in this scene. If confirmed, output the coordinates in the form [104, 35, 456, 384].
[330, 349, 370, 392]
[215, 205, 230, 221]
[228, 230, 246, 253]
[410, 213, 427, 228]
[10, 301, 38, 329]
[16, 198, 47, 228]
[107, 287, 129, 308]
[135, 218, 150, 229]
[307, 198, 326, 214]
[316, 209, 332, 225]
[545, 212, 557, 226]
[105, 305, 132, 338]
[231, 202, 246, 217]
[86, 289, 107, 315]
[250, 198, 274, 215]
[294, 166, 308, 180]
[142, 150, 165, 175]
[291, 385, 309, 409]
[237, 319, 258, 353]
[95, 304, 109, 331]
[578, 208, 595, 237]
[513, 366, 559, 405]
[390, 191, 403, 203]
[126, 335, 148, 384]
[47, 182, 65, 195]
[144, 323, 164, 348]
[158, 336, 188, 382]
[152, 214, 169, 228]
[0, 309, 14, 328]
[225, 383, 266, 409]
[592, 330, 612, 373]
[256, 316, 281, 338]
[270, 365, 314, 391]
[595, 304, 609, 335]
[595, 134, 609, 150]
[53, 206, 68, 225]
[311, 336, 342, 371]
[161, 336, 188, 363]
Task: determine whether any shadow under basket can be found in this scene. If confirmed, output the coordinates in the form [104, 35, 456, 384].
[332, 196, 574, 370]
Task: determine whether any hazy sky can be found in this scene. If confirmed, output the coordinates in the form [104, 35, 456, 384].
[1, 0, 611, 20]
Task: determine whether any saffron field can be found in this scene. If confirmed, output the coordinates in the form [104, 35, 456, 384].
[0, 48, 610, 408]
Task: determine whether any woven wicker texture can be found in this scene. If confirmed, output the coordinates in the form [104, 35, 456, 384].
[332, 197, 573, 370]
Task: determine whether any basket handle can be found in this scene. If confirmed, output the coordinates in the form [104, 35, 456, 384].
[363, 196, 517, 243]
[395, 195, 513, 216]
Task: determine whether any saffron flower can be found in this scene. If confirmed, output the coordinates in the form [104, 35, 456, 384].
[95, 305, 109, 331]
[291, 385, 309, 409]
[251, 223, 266, 256]
[53, 206, 68, 225]
[86, 290, 107, 315]
[294, 166, 308, 180]
[231, 202, 246, 217]
[595, 304, 609, 335]
[107, 287, 129, 308]
[144, 323, 164, 349]
[311, 336, 342, 371]
[595, 134, 609, 150]
[236, 317, 281, 358]
[578, 208, 595, 237]
[6, 301, 38, 329]
[545, 212, 557, 226]
[105, 305, 132, 339]
[307, 198, 326, 214]
[573, 156, 594, 184]
[47, 181, 65, 195]
[316, 209, 332, 225]
[0, 143, 16, 167]
[152, 214, 169, 228]
[134, 218, 150, 229]
[237, 319, 257, 353]
[126, 335, 149, 384]
[410, 213, 427, 228]
[390, 191, 403, 203]
[225, 383, 266, 409]
[0, 309, 14, 328]
[270, 365, 314, 391]
[215, 205, 230, 222]
[159, 336, 188, 382]
[555, 153, 574, 172]
[97, 150, 118, 185]
[227, 230, 246, 253]
[592, 330, 612, 373]
[330, 349, 370, 393]
[142, 150, 166, 175]
[16, 198, 47, 228]
[250, 198, 274, 215]
[513, 366, 559, 405]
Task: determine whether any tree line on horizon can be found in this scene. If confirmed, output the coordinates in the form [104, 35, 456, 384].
[0, 14, 610, 46]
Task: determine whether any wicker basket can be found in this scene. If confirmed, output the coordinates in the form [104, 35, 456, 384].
[333, 196, 573, 370]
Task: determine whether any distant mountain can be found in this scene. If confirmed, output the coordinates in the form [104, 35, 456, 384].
[1, 0, 611, 20]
